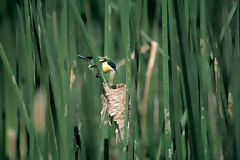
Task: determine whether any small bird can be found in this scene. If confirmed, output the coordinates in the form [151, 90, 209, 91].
[98, 56, 118, 74]
[77, 55, 100, 78]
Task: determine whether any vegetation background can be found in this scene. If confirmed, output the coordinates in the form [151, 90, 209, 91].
[0, 0, 239, 159]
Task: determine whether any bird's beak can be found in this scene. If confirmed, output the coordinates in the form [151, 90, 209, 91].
[98, 56, 105, 62]
[77, 55, 84, 59]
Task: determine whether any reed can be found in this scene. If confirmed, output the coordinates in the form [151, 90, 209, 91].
[0, 0, 239, 159]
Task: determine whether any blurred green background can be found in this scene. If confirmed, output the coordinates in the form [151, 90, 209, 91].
[0, 0, 239, 160]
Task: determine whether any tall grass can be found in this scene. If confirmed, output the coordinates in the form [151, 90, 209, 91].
[0, 0, 239, 160]
[162, 0, 172, 159]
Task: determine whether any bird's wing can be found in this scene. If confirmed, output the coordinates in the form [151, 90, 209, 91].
[88, 64, 97, 69]
[109, 61, 116, 70]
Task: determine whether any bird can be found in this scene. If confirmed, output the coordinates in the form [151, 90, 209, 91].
[77, 55, 100, 78]
[98, 56, 118, 74]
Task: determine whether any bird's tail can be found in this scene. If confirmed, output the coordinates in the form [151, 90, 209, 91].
[77, 55, 88, 61]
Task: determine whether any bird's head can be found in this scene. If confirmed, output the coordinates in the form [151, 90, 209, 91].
[105, 57, 111, 63]
[98, 56, 111, 62]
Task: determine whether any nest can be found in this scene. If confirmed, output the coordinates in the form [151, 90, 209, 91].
[101, 83, 130, 142]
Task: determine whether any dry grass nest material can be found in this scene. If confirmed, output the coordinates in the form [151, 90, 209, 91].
[101, 83, 130, 142]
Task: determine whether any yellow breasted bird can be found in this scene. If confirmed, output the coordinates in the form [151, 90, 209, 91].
[77, 55, 100, 78]
[98, 56, 118, 74]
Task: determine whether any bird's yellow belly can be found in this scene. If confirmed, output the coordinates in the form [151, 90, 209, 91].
[102, 62, 112, 72]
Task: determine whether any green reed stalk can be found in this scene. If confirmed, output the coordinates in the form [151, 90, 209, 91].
[162, 0, 172, 159]
[0, 44, 30, 131]
[120, 0, 131, 159]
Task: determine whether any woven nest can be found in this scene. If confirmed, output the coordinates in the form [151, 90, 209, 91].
[101, 83, 130, 142]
